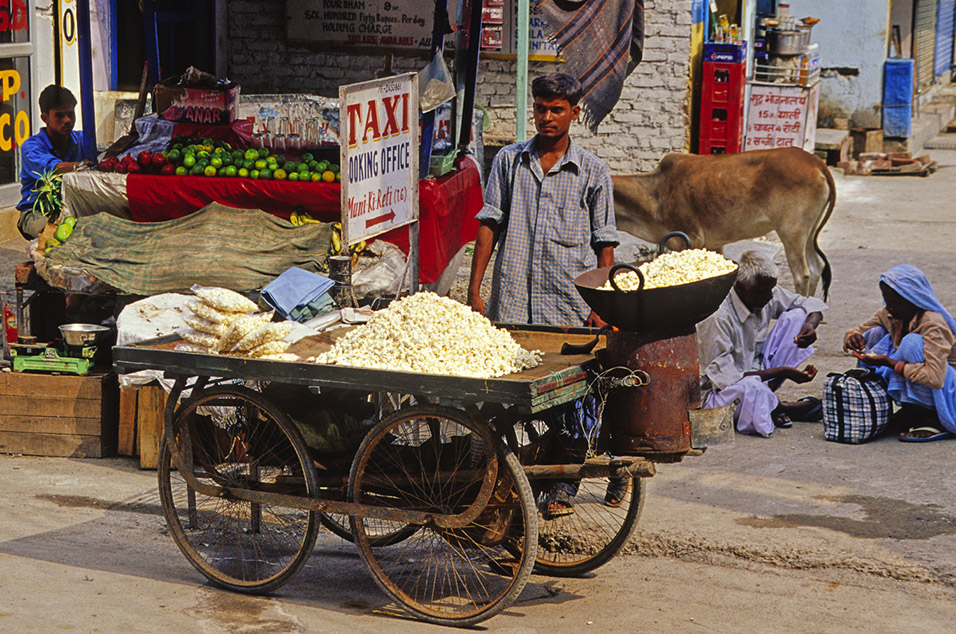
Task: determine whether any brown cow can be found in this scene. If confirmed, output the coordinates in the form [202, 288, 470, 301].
[612, 147, 835, 299]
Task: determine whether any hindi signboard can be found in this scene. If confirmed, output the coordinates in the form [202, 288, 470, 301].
[286, 0, 433, 52]
[745, 83, 821, 152]
[339, 73, 419, 248]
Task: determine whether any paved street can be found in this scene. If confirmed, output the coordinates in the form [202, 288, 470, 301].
[2, 149, 956, 632]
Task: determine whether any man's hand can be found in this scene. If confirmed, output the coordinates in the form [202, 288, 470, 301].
[585, 310, 606, 328]
[844, 333, 866, 352]
[776, 365, 817, 384]
[467, 292, 485, 316]
[794, 322, 817, 348]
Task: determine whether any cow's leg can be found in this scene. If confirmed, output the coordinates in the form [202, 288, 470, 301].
[776, 226, 812, 296]
[804, 236, 822, 297]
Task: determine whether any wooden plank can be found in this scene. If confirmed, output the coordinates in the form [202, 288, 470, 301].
[0, 396, 105, 419]
[0, 415, 106, 436]
[0, 372, 113, 400]
[0, 431, 109, 458]
[137, 384, 166, 470]
[117, 389, 138, 456]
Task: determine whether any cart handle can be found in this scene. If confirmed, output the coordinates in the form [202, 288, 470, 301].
[608, 263, 644, 293]
[657, 230, 692, 253]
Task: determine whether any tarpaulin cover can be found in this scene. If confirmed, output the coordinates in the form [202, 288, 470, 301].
[41, 203, 332, 295]
[124, 160, 482, 284]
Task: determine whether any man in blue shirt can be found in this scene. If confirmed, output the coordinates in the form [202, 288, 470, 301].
[17, 85, 97, 238]
[467, 72, 618, 327]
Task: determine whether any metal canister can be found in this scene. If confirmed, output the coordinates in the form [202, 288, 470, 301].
[603, 327, 701, 455]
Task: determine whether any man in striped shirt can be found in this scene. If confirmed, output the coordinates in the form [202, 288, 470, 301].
[467, 72, 618, 327]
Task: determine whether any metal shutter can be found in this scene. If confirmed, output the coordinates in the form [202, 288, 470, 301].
[938, 0, 956, 77]
[915, 0, 938, 90]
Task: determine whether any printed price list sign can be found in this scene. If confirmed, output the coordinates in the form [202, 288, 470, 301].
[287, 0, 432, 51]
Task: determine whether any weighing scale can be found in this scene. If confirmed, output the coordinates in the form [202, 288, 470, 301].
[10, 324, 109, 375]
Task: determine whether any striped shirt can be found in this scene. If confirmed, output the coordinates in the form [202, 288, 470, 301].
[477, 137, 618, 326]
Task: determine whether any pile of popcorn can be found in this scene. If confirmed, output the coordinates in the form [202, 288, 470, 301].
[602, 249, 737, 291]
[311, 292, 543, 378]
[176, 285, 297, 361]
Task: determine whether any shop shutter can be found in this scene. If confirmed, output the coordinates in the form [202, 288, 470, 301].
[914, 0, 938, 90]
[937, 0, 956, 77]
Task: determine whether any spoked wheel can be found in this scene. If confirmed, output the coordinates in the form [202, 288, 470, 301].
[532, 476, 644, 576]
[512, 418, 645, 576]
[349, 405, 537, 627]
[158, 385, 319, 594]
[318, 392, 419, 547]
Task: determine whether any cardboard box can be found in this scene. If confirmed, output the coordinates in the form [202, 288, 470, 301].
[154, 82, 240, 125]
[0, 372, 119, 458]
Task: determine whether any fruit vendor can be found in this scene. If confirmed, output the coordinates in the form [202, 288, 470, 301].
[467, 72, 623, 517]
[17, 85, 97, 239]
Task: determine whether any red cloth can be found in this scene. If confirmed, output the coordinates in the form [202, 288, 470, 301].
[124, 160, 482, 284]
[171, 119, 255, 149]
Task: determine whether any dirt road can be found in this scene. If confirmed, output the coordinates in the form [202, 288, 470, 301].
[2, 150, 956, 632]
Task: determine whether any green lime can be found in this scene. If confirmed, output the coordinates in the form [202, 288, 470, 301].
[224, 165, 238, 177]
[287, 172, 299, 182]
[210, 157, 223, 169]
[258, 147, 269, 158]
[329, 163, 339, 173]
[203, 165, 217, 177]
[249, 169, 259, 179]
[254, 159, 267, 170]
[189, 165, 203, 176]
[183, 154, 196, 168]
[298, 171, 310, 181]
[259, 168, 272, 180]
[301, 152, 314, 162]
[316, 160, 329, 172]
[273, 168, 288, 180]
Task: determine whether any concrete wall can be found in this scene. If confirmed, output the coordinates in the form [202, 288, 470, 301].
[224, 0, 693, 173]
[787, 0, 890, 128]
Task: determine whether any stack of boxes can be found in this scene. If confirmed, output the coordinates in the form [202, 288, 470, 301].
[698, 42, 747, 155]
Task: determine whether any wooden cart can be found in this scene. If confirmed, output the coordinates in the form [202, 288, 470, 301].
[113, 326, 713, 627]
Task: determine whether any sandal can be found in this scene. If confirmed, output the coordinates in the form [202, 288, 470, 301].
[772, 411, 793, 428]
[604, 477, 630, 507]
[539, 485, 575, 520]
[899, 426, 956, 443]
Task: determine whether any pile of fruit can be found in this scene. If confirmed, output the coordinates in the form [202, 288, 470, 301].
[43, 216, 76, 256]
[97, 136, 342, 182]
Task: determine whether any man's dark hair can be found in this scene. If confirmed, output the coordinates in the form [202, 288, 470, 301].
[38, 85, 77, 113]
[531, 72, 583, 106]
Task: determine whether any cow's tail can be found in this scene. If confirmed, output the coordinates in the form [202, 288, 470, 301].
[813, 164, 836, 301]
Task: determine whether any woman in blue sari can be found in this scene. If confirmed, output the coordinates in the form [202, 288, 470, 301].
[843, 264, 956, 442]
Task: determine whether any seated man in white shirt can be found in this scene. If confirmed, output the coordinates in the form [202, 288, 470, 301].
[697, 250, 828, 436]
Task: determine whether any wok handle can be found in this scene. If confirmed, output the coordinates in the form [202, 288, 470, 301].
[608, 263, 644, 293]
[560, 325, 610, 356]
[658, 231, 692, 253]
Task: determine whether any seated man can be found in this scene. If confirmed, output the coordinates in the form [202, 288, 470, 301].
[697, 250, 828, 436]
[17, 84, 97, 239]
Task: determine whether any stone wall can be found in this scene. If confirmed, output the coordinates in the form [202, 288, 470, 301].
[225, 0, 693, 173]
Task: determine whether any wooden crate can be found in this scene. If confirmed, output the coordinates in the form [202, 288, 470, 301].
[117, 382, 168, 470]
[0, 372, 119, 458]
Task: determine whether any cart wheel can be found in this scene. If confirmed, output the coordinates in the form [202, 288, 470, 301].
[158, 385, 319, 594]
[318, 391, 419, 547]
[532, 476, 644, 576]
[509, 418, 645, 576]
[349, 405, 538, 626]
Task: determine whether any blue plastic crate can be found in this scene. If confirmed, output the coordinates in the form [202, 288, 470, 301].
[703, 42, 748, 64]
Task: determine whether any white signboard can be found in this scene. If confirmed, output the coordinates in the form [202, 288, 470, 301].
[745, 83, 820, 153]
[286, 0, 433, 52]
[339, 73, 419, 247]
[59, 0, 84, 126]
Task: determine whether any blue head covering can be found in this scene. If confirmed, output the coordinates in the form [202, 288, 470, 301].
[880, 264, 956, 335]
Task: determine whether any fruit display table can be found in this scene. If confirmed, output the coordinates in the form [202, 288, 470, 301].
[60, 160, 481, 285]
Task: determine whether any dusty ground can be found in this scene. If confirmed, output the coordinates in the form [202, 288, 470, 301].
[2, 148, 956, 632]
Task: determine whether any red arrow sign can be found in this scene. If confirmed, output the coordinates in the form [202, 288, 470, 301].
[365, 209, 396, 229]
